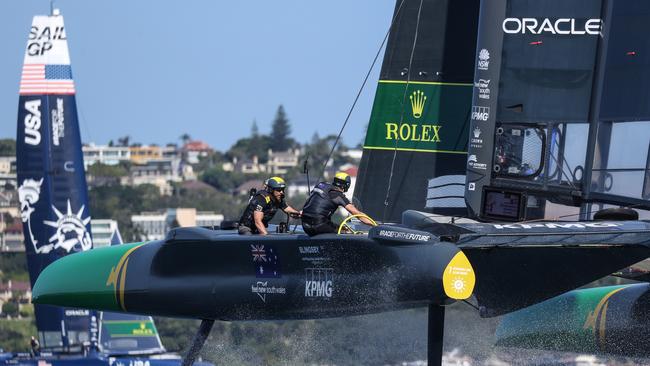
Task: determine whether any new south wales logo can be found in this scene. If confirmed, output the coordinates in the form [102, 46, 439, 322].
[410, 90, 426, 118]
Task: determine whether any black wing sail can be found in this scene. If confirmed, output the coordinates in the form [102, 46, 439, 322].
[353, 0, 480, 222]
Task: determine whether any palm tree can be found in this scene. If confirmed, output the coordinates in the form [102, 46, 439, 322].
[180, 133, 192, 146]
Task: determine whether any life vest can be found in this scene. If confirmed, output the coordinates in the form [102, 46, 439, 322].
[239, 190, 282, 229]
[302, 182, 341, 225]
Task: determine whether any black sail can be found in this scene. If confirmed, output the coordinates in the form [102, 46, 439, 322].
[354, 0, 480, 222]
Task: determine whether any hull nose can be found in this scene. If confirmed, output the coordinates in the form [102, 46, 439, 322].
[32, 243, 145, 312]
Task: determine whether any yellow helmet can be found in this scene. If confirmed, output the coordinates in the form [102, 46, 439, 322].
[266, 176, 286, 191]
[333, 172, 351, 192]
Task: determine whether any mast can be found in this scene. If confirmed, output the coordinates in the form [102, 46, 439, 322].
[16, 9, 98, 351]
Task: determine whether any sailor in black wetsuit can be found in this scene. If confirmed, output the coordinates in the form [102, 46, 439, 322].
[301, 172, 373, 236]
[238, 177, 301, 235]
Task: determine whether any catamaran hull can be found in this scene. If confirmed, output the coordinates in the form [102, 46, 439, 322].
[33, 227, 474, 321]
[496, 283, 650, 357]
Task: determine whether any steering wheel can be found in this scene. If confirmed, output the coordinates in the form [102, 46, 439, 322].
[337, 214, 378, 235]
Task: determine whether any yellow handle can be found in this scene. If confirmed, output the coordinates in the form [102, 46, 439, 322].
[337, 214, 378, 235]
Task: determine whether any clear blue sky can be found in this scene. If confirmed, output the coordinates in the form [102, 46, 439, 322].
[0, 0, 395, 151]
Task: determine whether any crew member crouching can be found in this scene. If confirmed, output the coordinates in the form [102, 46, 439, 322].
[238, 177, 301, 235]
[301, 172, 373, 236]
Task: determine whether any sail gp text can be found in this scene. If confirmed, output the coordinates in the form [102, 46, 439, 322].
[305, 268, 333, 298]
[28, 26, 66, 56]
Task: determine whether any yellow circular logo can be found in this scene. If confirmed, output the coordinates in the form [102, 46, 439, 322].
[442, 251, 475, 300]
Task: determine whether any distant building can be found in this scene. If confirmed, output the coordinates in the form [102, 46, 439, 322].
[0, 174, 17, 191]
[130, 145, 163, 164]
[183, 140, 213, 164]
[0, 157, 16, 175]
[267, 149, 300, 175]
[341, 148, 363, 162]
[0, 158, 17, 190]
[82, 144, 131, 168]
[0, 191, 19, 223]
[286, 177, 311, 197]
[223, 156, 266, 174]
[234, 179, 265, 196]
[0, 280, 32, 304]
[161, 144, 180, 160]
[179, 180, 217, 194]
[131, 212, 167, 241]
[121, 159, 182, 195]
[83, 143, 183, 168]
[132, 208, 223, 241]
[196, 211, 223, 227]
[1, 222, 24, 252]
[91, 219, 122, 248]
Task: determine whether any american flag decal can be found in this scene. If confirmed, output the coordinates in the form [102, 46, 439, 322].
[20, 64, 75, 95]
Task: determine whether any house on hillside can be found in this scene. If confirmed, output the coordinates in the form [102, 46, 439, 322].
[234, 179, 265, 196]
[267, 149, 300, 175]
[183, 140, 213, 164]
[1, 222, 24, 252]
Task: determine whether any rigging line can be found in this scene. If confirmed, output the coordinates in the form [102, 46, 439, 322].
[548, 127, 579, 189]
[547, 141, 578, 190]
[383, 0, 425, 222]
[316, 0, 408, 186]
[452, 100, 473, 151]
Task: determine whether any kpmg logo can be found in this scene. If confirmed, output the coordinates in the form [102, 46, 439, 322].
[410, 90, 426, 118]
[24, 99, 42, 146]
[477, 49, 490, 71]
[471, 106, 490, 121]
[502, 18, 602, 35]
[305, 268, 333, 298]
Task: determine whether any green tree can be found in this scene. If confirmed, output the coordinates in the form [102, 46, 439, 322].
[200, 167, 248, 192]
[193, 150, 225, 172]
[19, 303, 33, 318]
[87, 162, 128, 178]
[180, 133, 191, 145]
[270, 105, 294, 151]
[117, 135, 130, 147]
[0, 318, 37, 352]
[227, 135, 272, 163]
[0, 253, 29, 282]
[0, 139, 16, 157]
[2, 302, 18, 317]
[251, 120, 259, 138]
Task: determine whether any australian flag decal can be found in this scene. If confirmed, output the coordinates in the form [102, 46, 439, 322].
[251, 244, 281, 278]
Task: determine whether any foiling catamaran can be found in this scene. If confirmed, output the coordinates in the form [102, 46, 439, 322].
[12, 8, 211, 366]
[25, 1, 650, 366]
